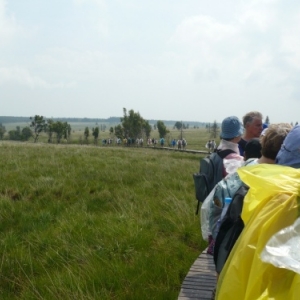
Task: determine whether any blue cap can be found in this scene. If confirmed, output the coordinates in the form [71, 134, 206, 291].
[220, 116, 244, 139]
[276, 125, 300, 168]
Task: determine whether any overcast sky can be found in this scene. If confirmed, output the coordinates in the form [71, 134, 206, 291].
[1, 0, 300, 123]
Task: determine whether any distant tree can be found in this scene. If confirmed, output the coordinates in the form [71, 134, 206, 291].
[46, 119, 54, 143]
[210, 120, 219, 139]
[92, 126, 99, 144]
[84, 127, 89, 143]
[0, 123, 6, 139]
[206, 123, 211, 132]
[114, 124, 123, 138]
[157, 120, 168, 138]
[109, 127, 114, 135]
[30, 115, 47, 142]
[142, 120, 151, 138]
[21, 126, 33, 141]
[65, 123, 71, 141]
[121, 108, 146, 139]
[50, 121, 71, 143]
[153, 124, 157, 130]
[8, 130, 18, 140]
[174, 121, 183, 130]
[8, 126, 21, 140]
[265, 116, 270, 124]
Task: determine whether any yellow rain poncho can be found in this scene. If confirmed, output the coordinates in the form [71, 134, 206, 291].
[216, 164, 300, 300]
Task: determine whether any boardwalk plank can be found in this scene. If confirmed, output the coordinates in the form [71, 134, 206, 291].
[178, 248, 217, 300]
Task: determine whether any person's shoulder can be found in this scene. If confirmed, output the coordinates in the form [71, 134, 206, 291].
[238, 138, 247, 147]
[225, 153, 243, 159]
[244, 158, 258, 166]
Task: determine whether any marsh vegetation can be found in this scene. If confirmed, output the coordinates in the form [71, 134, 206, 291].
[0, 141, 209, 299]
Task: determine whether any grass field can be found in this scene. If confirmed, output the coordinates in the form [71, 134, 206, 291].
[0, 141, 208, 299]
[2, 120, 220, 152]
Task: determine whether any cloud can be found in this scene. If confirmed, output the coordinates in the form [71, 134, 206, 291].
[169, 15, 237, 46]
[280, 13, 300, 69]
[72, 0, 109, 37]
[237, 0, 278, 32]
[73, 0, 106, 6]
[0, 0, 21, 43]
[0, 66, 75, 89]
[35, 47, 114, 81]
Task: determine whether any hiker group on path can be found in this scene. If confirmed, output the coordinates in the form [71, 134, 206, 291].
[99, 136, 189, 150]
[194, 111, 300, 299]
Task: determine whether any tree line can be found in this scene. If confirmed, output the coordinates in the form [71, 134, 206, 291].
[0, 108, 171, 143]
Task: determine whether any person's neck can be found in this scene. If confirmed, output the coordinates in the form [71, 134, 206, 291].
[242, 134, 254, 141]
[257, 156, 275, 164]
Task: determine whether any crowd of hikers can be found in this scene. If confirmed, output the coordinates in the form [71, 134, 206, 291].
[195, 111, 300, 299]
[100, 137, 188, 149]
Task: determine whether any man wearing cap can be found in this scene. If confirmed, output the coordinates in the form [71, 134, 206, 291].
[238, 111, 263, 156]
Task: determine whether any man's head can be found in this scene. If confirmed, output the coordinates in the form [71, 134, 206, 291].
[262, 123, 292, 160]
[242, 111, 263, 139]
[276, 124, 300, 168]
[220, 116, 244, 142]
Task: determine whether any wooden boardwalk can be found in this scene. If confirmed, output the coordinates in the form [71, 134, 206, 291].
[178, 248, 217, 300]
[151, 146, 208, 155]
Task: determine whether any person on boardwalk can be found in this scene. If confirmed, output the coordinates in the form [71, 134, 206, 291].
[205, 116, 244, 255]
[172, 139, 176, 148]
[210, 140, 217, 152]
[215, 124, 296, 300]
[215, 116, 244, 174]
[209, 123, 291, 300]
[213, 123, 291, 269]
[206, 140, 212, 152]
[243, 138, 261, 160]
[177, 139, 182, 150]
[238, 111, 263, 156]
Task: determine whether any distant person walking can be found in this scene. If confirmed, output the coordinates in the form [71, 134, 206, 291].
[206, 140, 212, 153]
[210, 140, 216, 152]
[177, 139, 182, 150]
[172, 139, 176, 148]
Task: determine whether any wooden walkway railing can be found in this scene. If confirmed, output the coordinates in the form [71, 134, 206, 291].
[178, 248, 217, 300]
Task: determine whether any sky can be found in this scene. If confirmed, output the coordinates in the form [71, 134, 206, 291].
[1, 0, 300, 123]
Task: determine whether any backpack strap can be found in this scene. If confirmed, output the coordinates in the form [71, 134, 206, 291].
[216, 149, 236, 159]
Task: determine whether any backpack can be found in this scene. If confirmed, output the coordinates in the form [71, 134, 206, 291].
[213, 184, 249, 274]
[193, 149, 235, 214]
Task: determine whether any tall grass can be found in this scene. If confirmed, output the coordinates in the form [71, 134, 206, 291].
[0, 142, 207, 299]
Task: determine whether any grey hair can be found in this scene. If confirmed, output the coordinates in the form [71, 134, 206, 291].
[242, 111, 263, 127]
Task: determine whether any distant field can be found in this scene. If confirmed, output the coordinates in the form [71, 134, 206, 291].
[2, 121, 220, 151]
[0, 142, 207, 299]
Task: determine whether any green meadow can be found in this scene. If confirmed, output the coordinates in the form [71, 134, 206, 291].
[0, 139, 211, 299]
